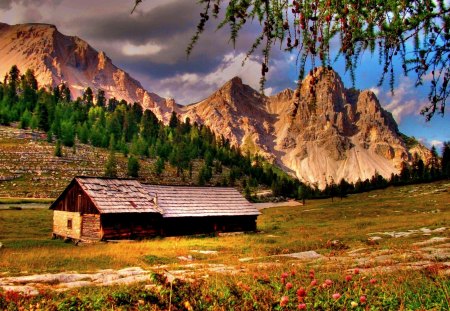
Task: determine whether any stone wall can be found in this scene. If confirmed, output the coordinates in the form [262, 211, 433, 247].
[53, 210, 81, 239]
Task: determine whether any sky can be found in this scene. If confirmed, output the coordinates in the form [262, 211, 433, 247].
[0, 0, 448, 150]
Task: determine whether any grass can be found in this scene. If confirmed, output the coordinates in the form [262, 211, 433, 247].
[0, 181, 448, 275]
[0, 181, 448, 309]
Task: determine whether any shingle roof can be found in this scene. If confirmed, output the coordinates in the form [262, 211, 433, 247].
[76, 177, 159, 214]
[143, 185, 260, 218]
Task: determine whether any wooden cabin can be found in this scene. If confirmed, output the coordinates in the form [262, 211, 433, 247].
[49, 177, 162, 241]
[50, 177, 260, 241]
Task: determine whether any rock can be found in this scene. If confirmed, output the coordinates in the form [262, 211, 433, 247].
[191, 250, 218, 255]
[100, 274, 150, 286]
[413, 237, 449, 246]
[279, 251, 323, 260]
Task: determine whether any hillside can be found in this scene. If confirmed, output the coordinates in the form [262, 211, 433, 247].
[0, 126, 230, 198]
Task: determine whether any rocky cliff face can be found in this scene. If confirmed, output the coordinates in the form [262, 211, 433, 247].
[182, 68, 427, 188]
[0, 23, 176, 121]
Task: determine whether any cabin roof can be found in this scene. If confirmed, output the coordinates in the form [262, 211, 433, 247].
[144, 185, 260, 218]
[74, 177, 159, 214]
[51, 177, 259, 217]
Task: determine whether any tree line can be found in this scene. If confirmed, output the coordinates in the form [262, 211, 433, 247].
[0, 65, 448, 203]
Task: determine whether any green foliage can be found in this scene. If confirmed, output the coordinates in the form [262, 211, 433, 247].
[104, 137, 118, 178]
[60, 120, 75, 147]
[54, 139, 62, 157]
[154, 157, 165, 176]
[127, 156, 140, 178]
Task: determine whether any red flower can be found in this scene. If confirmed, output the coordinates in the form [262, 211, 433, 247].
[360, 295, 367, 304]
[297, 287, 306, 297]
[332, 293, 341, 300]
[345, 275, 352, 282]
[280, 296, 289, 307]
[291, 269, 297, 276]
[298, 303, 307, 310]
[281, 272, 289, 279]
[370, 278, 377, 284]
[354, 268, 360, 274]
[310, 279, 317, 286]
[286, 282, 293, 290]
[325, 279, 333, 286]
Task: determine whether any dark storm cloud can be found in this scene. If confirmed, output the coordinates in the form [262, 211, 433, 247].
[67, 1, 202, 44]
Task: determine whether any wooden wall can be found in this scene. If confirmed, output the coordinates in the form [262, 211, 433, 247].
[53, 182, 98, 214]
[101, 213, 162, 239]
[162, 215, 257, 236]
[53, 210, 82, 239]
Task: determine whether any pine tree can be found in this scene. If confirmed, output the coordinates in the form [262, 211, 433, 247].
[169, 111, 179, 129]
[54, 139, 62, 157]
[127, 156, 140, 178]
[154, 157, 165, 176]
[442, 142, 450, 178]
[104, 136, 118, 178]
[96, 89, 106, 107]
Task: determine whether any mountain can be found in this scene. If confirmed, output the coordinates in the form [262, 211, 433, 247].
[181, 68, 428, 188]
[0, 23, 430, 188]
[0, 22, 177, 121]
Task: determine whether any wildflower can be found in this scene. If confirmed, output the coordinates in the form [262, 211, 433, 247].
[345, 275, 352, 282]
[281, 272, 289, 279]
[332, 293, 341, 300]
[310, 279, 317, 286]
[291, 269, 297, 276]
[325, 279, 333, 286]
[351, 301, 358, 308]
[184, 301, 193, 311]
[280, 296, 289, 307]
[286, 282, 293, 290]
[353, 268, 360, 274]
[360, 295, 367, 304]
[297, 287, 306, 297]
[369, 278, 377, 284]
[298, 303, 307, 310]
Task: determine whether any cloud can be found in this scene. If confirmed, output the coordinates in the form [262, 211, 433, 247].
[374, 77, 429, 123]
[0, 0, 62, 10]
[139, 52, 264, 104]
[122, 42, 163, 56]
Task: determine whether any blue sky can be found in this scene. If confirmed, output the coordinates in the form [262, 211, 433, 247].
[1, 0, 448, 151]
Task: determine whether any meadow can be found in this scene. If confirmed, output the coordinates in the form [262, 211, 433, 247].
[0, 181, 449, 310]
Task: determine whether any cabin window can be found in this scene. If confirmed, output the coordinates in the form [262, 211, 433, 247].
[67, 219, 73, 229]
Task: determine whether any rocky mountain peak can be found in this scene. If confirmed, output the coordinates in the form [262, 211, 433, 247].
[0, 22, 177, 122]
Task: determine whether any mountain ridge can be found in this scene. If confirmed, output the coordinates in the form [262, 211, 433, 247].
[0, 22, 431, 188]
[0, 22, 177, 122]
